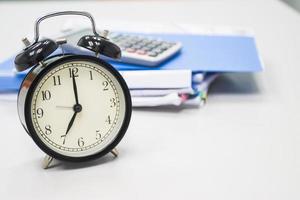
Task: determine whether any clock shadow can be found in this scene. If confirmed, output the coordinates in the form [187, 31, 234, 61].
[49, 155, 116, 170]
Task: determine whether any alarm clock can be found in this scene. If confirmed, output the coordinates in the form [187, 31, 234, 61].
[14, 11, 132, 169]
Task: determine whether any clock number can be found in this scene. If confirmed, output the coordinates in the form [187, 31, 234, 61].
[105, 115, 112, 124]
[53, 75, 61, 86]
[110, 98, 116, 107]
[89, 71, 93, 80]
[96, 130, 101, 140]
[102, 81, 109, 91]
[45, 125, 52, 135]
[69, 68, 79, 78]
[61, 135, 66, 145]
[41, 90, 51, 101]
[36, 108, 44, 118]
[78, 137, 85, 147]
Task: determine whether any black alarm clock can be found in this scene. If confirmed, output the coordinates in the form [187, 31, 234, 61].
[14, 11, 132, 169]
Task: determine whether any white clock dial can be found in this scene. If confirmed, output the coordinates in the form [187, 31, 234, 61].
[29, 60, 127, 157]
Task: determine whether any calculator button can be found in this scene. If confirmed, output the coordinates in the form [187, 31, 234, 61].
[124, 43, 133, 48]
[126, 48, 136, 53]
[121, 38, 130, 43]
[159, 46, 168, 51]
[136, 50, 146, 55]
[133, 38, 141, 43]
[143, 41, 151, 46]
[141, 39, 150, 43]
[147, 52, 158, 57]
[151, 49, 161, 54]
[165, 42, 175, 47]
[139, 42, 148, 47]
[147, 44, 157, 49]
[152, 40, 162, 46]
[132, 44, 142, 49]
[117, 44, 124, 48]
[161, 44, 171, 49]
[141, 46, 151, 51]
[130, 47, 138, 51]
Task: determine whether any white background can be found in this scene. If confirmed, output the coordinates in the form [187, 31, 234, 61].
[0, 0, 299, 200]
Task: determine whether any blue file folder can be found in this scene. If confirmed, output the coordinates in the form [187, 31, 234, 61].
[0, 33, 263, 92]
[110, 33, 263, 72]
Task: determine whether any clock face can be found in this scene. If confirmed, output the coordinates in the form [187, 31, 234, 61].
[26, 57, 130, 160]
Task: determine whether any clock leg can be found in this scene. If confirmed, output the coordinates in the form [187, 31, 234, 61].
[110, 148, 119, 157]
[42, 155, 54, 169]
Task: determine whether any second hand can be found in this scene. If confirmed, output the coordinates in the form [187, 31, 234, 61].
[56, 106, 73, 109]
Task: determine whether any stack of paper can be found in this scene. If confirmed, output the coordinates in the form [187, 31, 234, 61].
[120, 70, 218, 107]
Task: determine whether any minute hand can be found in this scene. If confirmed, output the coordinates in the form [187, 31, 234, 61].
[72, 72, 79, 105]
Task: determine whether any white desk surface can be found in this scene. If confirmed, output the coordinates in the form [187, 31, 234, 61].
[0, 0, 300, 199]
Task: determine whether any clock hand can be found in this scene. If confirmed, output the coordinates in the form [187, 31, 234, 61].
[56, 105, 73, 109]
[61, 104, 82, 144]
[64, 111, 77, 137]
[72, 71, 79, 105]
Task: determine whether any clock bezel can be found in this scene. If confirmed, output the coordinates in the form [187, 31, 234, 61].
[20, 54, 132, 162]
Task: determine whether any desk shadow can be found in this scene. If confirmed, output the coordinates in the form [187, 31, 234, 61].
[209, 73, 260, 95]
[49, 154, 116, 170]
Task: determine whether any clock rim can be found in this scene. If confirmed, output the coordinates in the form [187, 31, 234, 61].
[23, 54, 132, 162]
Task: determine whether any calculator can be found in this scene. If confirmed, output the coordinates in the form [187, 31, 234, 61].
[108, 32, 182, 66]
[62, 28, 182, 67]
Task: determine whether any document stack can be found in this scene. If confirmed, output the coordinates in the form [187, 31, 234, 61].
[120, 70, 218, 107]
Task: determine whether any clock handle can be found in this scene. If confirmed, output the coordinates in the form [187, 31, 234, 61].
[34, 11, 99, 43]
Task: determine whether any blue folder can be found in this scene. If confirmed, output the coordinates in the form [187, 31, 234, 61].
[0, 33, 263, 92]
[110, 33, 263, 72]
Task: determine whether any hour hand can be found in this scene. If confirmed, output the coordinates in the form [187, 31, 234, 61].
[64, 111, 77, 137]
[61, 104, 82, 144]
[61, 110, 77, 145]
[61, 111, 76, 145]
